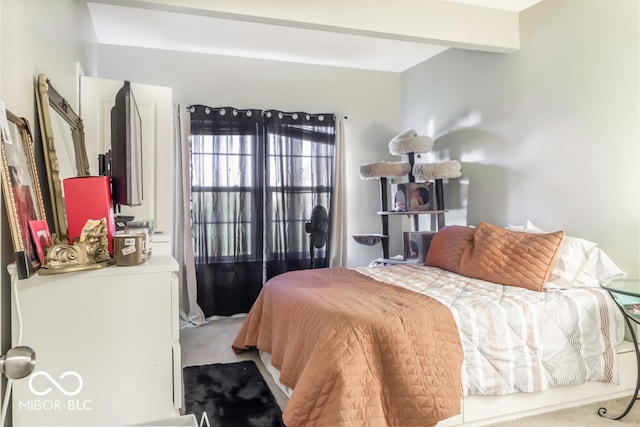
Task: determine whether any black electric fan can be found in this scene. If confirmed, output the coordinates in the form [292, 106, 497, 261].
[305, 205, 329, 268]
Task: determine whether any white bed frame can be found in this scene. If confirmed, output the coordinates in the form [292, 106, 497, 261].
[442, 340, 637, 426]
[261, 341, 637, 427]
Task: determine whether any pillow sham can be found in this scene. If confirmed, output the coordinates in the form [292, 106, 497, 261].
[461, 221, 564, 292]
[511, 224, 597, 288]
[424, 225, 475, 273]
[512, 220, 626, 288]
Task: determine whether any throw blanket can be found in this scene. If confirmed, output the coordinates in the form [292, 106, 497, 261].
[232, 268, 463, 427]
[354, 264, 624, 396]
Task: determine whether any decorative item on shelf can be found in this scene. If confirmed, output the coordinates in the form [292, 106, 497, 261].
[0, 103, 48, 279]
[625, 303, 640, 320]
[39, 218, 114, 274]
[80, 218, 111, 261]
[35, 74, 90, 245]
[115, 215, 135, 231]
[124, 219, 154, 260]
[64, 175, 117, 252]
[114, 234, 147, 266]
[28, 220, 53, 265]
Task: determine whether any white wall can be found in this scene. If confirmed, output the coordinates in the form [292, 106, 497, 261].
[1, 0, 97, 121]
[401, 0, 640, 277]
[0, 1, 97, 423]
[96, 45, 403, 266]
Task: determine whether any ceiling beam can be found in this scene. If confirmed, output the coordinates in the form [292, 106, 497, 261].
[90, 0, 520, 52]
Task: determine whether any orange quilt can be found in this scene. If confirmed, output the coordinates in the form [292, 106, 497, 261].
[232, 267, 463, 427]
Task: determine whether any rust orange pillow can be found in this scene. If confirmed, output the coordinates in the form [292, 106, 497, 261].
[424, 225, 475, 273]
[460, 221, 564, 292]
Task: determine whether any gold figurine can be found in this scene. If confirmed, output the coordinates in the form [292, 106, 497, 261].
[39, 218, 114, 274]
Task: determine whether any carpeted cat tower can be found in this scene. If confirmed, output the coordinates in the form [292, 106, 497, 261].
[354, 129, 462, 261]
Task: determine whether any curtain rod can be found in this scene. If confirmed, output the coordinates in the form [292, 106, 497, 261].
[187, 105, 344, 120]
[186, 104, 349, 120]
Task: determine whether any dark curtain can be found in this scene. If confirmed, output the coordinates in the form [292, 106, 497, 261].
[264, 110, 335, 279]
[189, 106, 335, 317]
[189, 105, 264, 316]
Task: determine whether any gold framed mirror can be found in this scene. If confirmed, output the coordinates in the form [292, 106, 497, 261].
[0, 105, 48, 278]
[35, 73, 90, 243]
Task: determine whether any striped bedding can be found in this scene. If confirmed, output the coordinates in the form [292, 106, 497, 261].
[353, 264, 626, 396]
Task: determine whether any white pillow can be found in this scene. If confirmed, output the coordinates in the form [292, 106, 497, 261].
[507, 221, 626, 288]
[573, 247, 627, 287]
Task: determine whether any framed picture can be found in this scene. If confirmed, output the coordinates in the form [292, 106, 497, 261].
[0, 102, 48, 278]
[29, 220, 53, 265]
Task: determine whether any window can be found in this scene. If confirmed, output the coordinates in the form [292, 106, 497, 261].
[188, 105, 335, 316]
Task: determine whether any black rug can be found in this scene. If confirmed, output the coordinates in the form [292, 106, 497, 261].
[183, 360, 286, 427]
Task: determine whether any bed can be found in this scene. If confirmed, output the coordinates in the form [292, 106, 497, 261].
[232, 222, 633, 427]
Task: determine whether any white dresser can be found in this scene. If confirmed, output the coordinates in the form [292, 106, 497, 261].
[10, 248, 182, 426]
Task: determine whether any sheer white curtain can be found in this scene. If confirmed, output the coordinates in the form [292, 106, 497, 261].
[172, 103, 205, 327]
[329, 115, 347, 267]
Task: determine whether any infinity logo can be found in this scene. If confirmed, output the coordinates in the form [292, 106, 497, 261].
[28, 371, 83, 397]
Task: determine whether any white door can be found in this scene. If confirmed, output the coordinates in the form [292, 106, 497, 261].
[80, 77, 173, 234]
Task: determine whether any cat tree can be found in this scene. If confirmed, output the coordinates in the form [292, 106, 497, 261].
[354, 129, 462, 262]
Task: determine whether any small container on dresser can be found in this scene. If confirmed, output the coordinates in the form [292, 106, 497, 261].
[113, 234, 147, 265]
